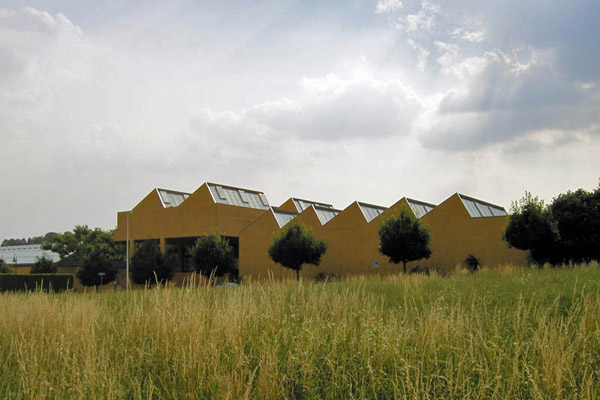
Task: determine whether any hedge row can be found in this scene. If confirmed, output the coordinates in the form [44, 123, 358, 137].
[0, 274, 74, 292]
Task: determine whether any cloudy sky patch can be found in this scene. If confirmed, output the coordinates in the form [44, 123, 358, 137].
[0, 0, 598, 239]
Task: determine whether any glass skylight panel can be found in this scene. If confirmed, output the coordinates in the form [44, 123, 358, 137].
[293, 200, 305, 211]
[259, 194, 269, 207]
[215, 186, 227, 200]
[239, 190, 249, 203]
[460, 196, 507, 218]
[358, 203, 386, 222]
[315, 208, 339, 224]
[274, 211, 296, 227]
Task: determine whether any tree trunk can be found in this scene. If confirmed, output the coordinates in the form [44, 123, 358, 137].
[296, 269, 300, 282]
[403, 261, 407, 274]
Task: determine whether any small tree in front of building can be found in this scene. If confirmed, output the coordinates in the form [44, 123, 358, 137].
[30, 255, 57, 274]
[378, 209, 431, 274]
[130, 240, 174, 285]
[76, 249, 118, 287]
[268, 222, 328, 281]
[0, 258, 11, 273]
[191, 233, 236, 278]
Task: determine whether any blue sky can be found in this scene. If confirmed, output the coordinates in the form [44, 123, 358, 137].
[1, 0, 599, 239]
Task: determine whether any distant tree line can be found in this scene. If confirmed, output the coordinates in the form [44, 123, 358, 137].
[504, 185, 600, 265]
[1, 232, 58, 247]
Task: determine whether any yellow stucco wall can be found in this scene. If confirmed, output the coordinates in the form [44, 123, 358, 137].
[117, 185, 528, 281]
[317, 198, 424, 278]
[238, 209, 292, 281]
[238, 195, 527, 280]
[239, 199, 422, 281]
[419, 194, 527, 274]
[114, 183, 266, 247]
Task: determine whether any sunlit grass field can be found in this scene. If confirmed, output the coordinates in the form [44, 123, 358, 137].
[1, 264, 600, 399]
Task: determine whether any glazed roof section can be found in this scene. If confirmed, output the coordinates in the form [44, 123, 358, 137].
[157, 188, 191, 208]
[358, 202, 388, 223]
[208, 183, 270, 210]
[0, 244, 60, 265]
[292, 198, 334, 212]
[272, 208, 297, 228]
[459, 194, 507, 218]
[314, 205, 341, 225]
[407, 198, 436, 219]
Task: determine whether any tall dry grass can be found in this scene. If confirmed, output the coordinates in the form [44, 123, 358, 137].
[1, 264, 599, 399]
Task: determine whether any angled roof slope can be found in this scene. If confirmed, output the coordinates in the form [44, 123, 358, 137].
[272, 207, 297, 228]
[313, 205, 341, 225]
[406, 198, 436, 219]
[207, 182, 270, 210]
[292, 198, 334, 212]
[157, 188, 191, 208]
[458, 194, 507, 218]
[357, 202, 387, 223]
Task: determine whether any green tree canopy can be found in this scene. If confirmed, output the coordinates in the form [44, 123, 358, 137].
[30, 255, 57, 274]
[504, 192, 559, 264]
[191, 233, 236, 278]
[130, 240, 174, 285]
[378, 209, 431, 274]
[76, 248, 117, 287]
[2, 232, 59, 247]
[550, 188, 600, 264]
[0, 258, 11, 274]
[42, 225, 122, 261]
[268, 222, 328, 281]
[43, 225, 123, 287]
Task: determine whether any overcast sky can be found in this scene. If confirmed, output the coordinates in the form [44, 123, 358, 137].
[1, 0, 599, 240]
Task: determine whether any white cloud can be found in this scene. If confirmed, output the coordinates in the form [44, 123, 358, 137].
[375, 0, 403, 14]
[396, 2, 441, 33]
[451, 27, 485, 43]
[1, 1, 600, 240]
[420, 49, 600, 150]
[190, 73, 423, 145]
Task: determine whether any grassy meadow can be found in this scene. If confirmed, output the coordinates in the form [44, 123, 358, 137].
[1, 265, 600, 399]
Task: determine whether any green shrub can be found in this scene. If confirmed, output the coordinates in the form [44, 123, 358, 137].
[0, 258, 12, 274]
[191, 233, 236, 278]
[131, 240, 174, 285]
[0, 274, 74, 292]
[379, 209, 431, 273]
[30, 255, 57, 274]
[314, 272, 341, 282]
[269, 222, 328, 281]
[76, 249, 117, 286]
[465, 254, 480, 272]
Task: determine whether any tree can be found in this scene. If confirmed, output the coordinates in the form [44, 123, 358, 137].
[42, 225, 123, 261]
[550, 188, 600, 264]
[504, 192, 560, 265]
[43, 225, 123, 287]
[0, 258, 11, 273]
[1, 232, 58, 246]
[30, 255, 57, 274]
[268, 222, 328, 281]
[130, 240, 174, 285]
[378, 209, 431, 274]
[76, 248, 117, 286]
[191, 233, 236, 278]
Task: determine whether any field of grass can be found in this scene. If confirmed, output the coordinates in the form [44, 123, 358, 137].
[1, 264, 600, 399]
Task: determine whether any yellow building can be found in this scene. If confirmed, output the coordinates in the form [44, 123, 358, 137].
[117, 183, 527, 280]
[315, 197, 437, 278]
[419, 193, 527, 273]
[239, 197, 341, 281]
[238, 196, 437, 280]
[114, 182, 270, 272]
